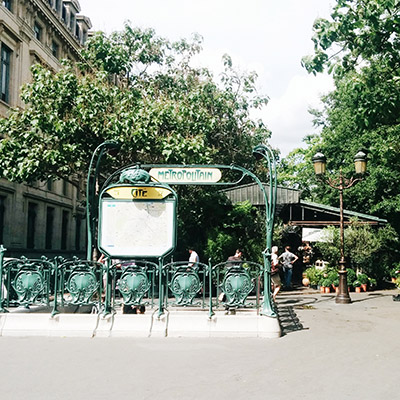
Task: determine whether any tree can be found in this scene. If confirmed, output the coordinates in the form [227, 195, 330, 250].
[0, 24, 270, 190]
[0, 23, 272, 262]
[277, 0, 400, 276]
[302, 0, 400, 76]
[288, 1, 400, 236]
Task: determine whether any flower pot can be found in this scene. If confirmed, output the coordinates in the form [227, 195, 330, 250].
[320, 286, 325, 293]
[302, 277, 310, 287]
[355, 286, 361, 293]
[325, 287, 331, 293]
[361, 283, 367, 292]
[392, 277, 397, 283]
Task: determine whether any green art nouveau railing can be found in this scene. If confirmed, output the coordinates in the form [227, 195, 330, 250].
[0, 246, 269, 318]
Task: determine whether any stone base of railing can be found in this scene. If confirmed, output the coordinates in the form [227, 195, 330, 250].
[0, 309, 281, 338]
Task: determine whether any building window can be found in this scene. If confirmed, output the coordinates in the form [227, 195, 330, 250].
[55, 0, 61, 12]
[62, 5, 67, 23]
[62, 180, 69, 196]
[0, 44, 12, 103]
[2, 1, 12, 11]
[75, 24, 81, 41]
[47, 0, 53, 7]
[34, 23, 42, 42]
[47, 179, 53, 191]
[51, 41, 59, 58]
[70, 13, 75, 31]
[75, 216, 81, 251]
[61, 210, 69, 250]
[45, 207, 54, 250]
[27, 202, 37, 249]
[0, 196, 5, 244]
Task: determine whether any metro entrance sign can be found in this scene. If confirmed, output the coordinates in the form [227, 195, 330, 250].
[90, 149, 278, 317]
[105, 186, 172, 200]
[150, 167, 222, 184]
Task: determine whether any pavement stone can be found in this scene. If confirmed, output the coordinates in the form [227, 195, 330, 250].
[0, 288, 399, 400]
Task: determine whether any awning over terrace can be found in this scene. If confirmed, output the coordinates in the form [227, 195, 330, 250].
[221, 183, 387, 228]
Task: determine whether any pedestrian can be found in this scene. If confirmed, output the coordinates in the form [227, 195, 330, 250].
[278, 246, 298, 289]
[226, 249, 243, 267]
[188, 248, 200, 268]
[271, 246, 282, 301]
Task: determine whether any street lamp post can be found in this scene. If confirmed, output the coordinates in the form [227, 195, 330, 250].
[312, 150, 367, 304]
[252, 144, 277, 316]
[86, 141, 121, 261]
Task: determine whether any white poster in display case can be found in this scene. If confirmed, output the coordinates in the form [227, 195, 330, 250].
[99, 198, 175, 258]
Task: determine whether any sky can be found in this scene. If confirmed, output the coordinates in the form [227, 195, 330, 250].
[78, 0, 336, 157]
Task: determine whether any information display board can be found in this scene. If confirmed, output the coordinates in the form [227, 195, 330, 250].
[99, 198, 175, 258]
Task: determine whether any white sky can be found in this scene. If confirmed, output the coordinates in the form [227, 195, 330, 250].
[78, 0, 336, 157]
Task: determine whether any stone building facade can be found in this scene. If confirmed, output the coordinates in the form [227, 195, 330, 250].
[0, 0, 91, 258]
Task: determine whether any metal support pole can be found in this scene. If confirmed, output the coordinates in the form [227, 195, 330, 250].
[252, 144, 277, 317]
[0, 245, 8, 313]
[86, 141, 120, 261]
[336, 172, 351, 304]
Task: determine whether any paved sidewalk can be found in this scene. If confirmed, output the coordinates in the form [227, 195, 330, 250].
[0, 288, 399, 400]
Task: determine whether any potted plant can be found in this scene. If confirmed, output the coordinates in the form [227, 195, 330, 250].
[305, 266, 323, 290]
[368, 277, 377, 290]
[353, 280, 361, 293]
[321, 278, 333, 293]
[332, 278, 340, 293]
[347, 268, 356, 291]
[395, 277, 400, 289]
[390, 267, 400, 283]
[357, 273, 369, 292]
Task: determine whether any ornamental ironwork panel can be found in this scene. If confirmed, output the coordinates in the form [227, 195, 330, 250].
[5, 257, 54, 308]
[163, 261, 209, 307]
[222, 266, 254, 307]
[114, 260, 157, 306]
[212, 260, 263, 310]
[57, 259, 102, 309]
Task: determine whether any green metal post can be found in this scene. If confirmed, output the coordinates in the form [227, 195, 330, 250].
[252, 144, 277, 317]
[103, 257, 112, 316]
[86, 141, 121, 261]
[0, 245, 8, 313]
[208, 258, 214, 319]
[158, 257, 164, 317]
[51, 258, 59, 317]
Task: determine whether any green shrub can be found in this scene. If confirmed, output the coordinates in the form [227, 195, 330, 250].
[357, 273, 369, 284]
[305, 266, 324, 285]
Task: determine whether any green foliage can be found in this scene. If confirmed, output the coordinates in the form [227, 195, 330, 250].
[312, 223, 397, 281]
[305, 266, 324, 285]
[204, 200, 265, 263]
[0, 23, 270, 189]
[302, 0, 400, 76]
[347, 267, 357, 286]
[357, 273, 369, 284]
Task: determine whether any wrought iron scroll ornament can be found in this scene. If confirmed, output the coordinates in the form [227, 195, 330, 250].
[13, 270, 44, 305]
[221, 266, 254, 307]
[169, 269, 201, 306]
[118, 267, 151, 305]
[66, 270, 99, 305]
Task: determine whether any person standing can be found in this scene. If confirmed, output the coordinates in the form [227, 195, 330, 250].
[188, 248, 200, 267]
[279, 246, 298, 289]
[271, 246, 282, 301]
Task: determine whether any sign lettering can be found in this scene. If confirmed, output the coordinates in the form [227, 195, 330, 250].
[149, 167, 222, 184]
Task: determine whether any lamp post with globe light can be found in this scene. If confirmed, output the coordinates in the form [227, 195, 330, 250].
[312, 150, 367, 304]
